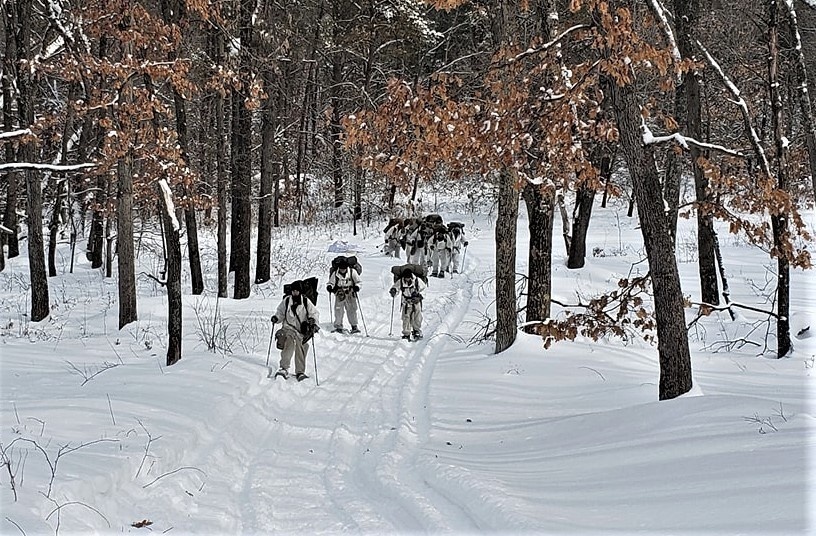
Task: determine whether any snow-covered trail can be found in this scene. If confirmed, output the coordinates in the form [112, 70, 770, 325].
[231, 248, 483, 532]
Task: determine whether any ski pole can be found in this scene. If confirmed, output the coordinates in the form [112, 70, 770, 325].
[328, 291, 334, 326]
[389, 295, 395, 336]
[266, 322, 277, 368]
[311, 334, 320, 386]
[461, 244, 468, 272]
[356, 293, 369, 336]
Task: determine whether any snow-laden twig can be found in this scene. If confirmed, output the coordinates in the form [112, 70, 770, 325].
[0, 162, 96, 172]
[645, 0, 682, 83]
[509, 24, 592, 64]
[694, 40, 772, 177]
[640, 117, 744, 157]
[0, 129, 32, 140]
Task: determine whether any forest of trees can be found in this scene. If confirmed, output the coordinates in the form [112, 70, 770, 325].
[1, 0, 814, 400]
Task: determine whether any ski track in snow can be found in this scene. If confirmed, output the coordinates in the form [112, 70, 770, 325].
[201, 252, 482, 532]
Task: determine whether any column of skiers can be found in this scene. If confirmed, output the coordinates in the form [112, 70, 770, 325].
[268, 214, 469, 382]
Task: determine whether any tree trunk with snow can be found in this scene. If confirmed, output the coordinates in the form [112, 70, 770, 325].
[768, 0, 792, 357]
[608, 77, 693, 400]
[495, 169, 520, 353]
[17, 0, 49, 322]
[158, 181, 182, 366]
[568, 144, 612, 269]
[2, 1, 20, 261]
[782, 0, 816, 204]
[522, 184, 554, 324]
[256, 65, 277, 285]
[230, 0, 253, 300]
[675, 0, 720, 306]
[173, 88, 204, 295]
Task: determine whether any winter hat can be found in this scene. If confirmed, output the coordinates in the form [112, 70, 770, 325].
[336, 257, 349, 268]
[401, 268, 413, 279]
[290, 280, 303, 293]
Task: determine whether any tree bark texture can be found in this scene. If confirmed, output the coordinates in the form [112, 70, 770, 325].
[17, 0, 49, 322]
[173, 89, 204, 295]
[231, 0, 253, 299]
[117, 152, 137, 328]
[781, 0, 816, 203]
[768, 0, 791, 357]
[675, 0, 719, 305]
[609, 78, 693, 400]
[2, 0, 20, 260]
[495, 169, 520, 353]
[568, 145, 612, 269]
[331, 58, 344, 209]
[256, 67, 276, 284]
[231, 95, 252, 298]
[522, 183, 554, 324]
[158, 185, 182, 366]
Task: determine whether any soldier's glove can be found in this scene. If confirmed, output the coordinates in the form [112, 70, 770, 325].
[271, 315, 279, 323]
[326, 285, 334, 293]
[352, 285, 360, 293]
[389, 288, 398, 298]
[464, 241, 469, 247]
[307, 317, 316, 325]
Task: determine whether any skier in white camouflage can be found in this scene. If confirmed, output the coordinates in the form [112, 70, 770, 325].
[389, 268, 426, 340]
[270, 280, 319, 381]
[326, 257, 362, 334]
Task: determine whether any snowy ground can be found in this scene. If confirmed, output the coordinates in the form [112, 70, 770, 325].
[1, 196, 814, 535]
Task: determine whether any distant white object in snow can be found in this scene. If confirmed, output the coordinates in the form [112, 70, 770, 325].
[328, 241, 363, 253]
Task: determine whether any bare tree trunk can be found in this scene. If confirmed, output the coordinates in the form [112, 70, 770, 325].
[256, 67, 276, 284]
[158, 181, 182, 366]
[115, 25, 137, 328]
[781, 0, 816, 203]
[89, 36, 109, 270]
[47, 181, 65, 277]
[231, 0, 253, 299]
[105, 180, 113, 277]
[17, 0, 49, 321]
[568, 146, 612, 268]
[294, 60, 314, 224]
[609, 76, 693, 400]
[522, 184, 554, 324]
[173, 89, 204, 295]
[768, 0, 791, 357]
[208, 29, 228, 298]
[495, 169, 520, 353]
[48, 87, 77, 277]
[676, 0, 719, 305]
[117, 149, 137, 328]
[2, 0, 19, 260]
[331, 58, 344, 209]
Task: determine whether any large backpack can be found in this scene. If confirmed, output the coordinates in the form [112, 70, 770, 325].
[330, 255, 363, 276]
[284, 276, 319, 307]
[390, 263, 428, 285]
[424, 214, 443, 226]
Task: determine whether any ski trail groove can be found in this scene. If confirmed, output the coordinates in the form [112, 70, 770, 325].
[238, 255, 482, 531]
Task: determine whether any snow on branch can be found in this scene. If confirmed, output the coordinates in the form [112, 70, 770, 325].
[640, 117, 744, 157]
[158, 179, 180, 232]
[646, 0, 682, 82]
[0, 129, 32, 140]
[0, 162, 95, 172]
[510, 24, 592, 63]
[694, 39, 773, 177]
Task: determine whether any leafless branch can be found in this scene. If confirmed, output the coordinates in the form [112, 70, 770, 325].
[142, 466, 207, 489]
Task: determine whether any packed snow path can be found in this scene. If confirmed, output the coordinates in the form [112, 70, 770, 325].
[235, 253, 480, 532]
